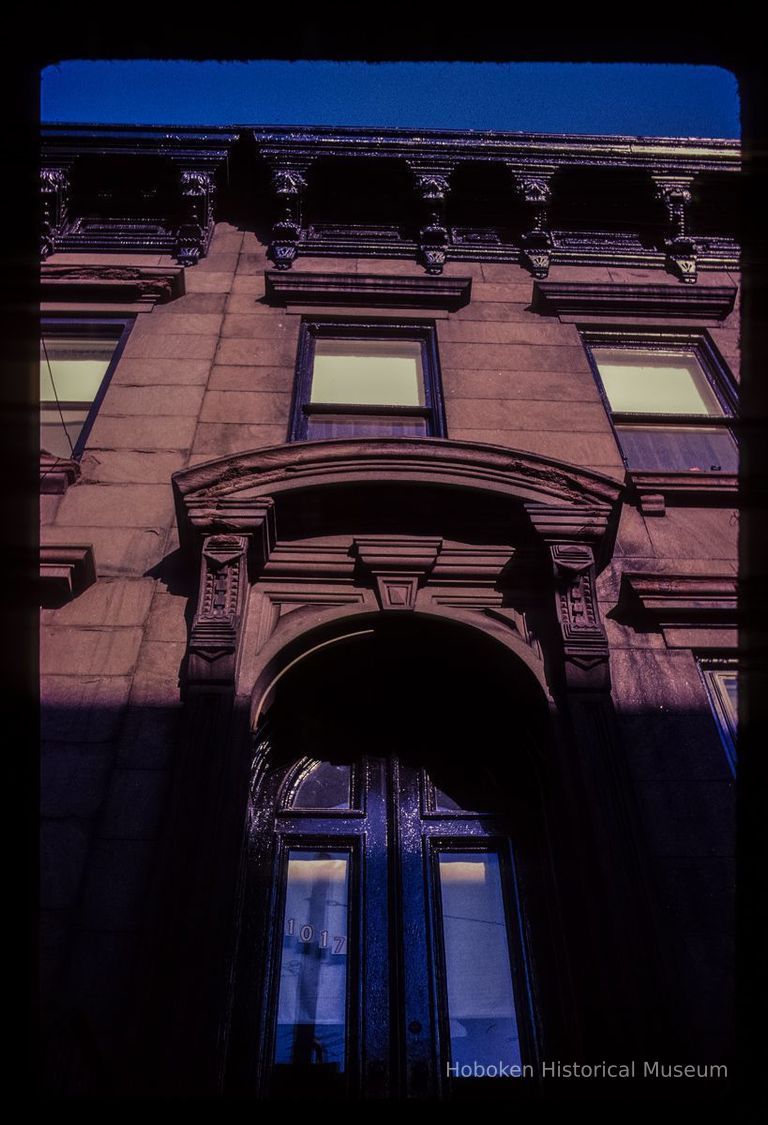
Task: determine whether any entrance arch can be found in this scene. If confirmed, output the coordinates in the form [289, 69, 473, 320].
[143, 440, 670, 1097]
[227, 615, 569, 1101]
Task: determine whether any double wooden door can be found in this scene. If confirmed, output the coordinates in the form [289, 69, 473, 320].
[239, 748, 538, 1100]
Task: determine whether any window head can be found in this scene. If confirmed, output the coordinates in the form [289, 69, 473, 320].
[290, 319, 446, 441]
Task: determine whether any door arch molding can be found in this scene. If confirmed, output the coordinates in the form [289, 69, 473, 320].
[172, 439, 623, 698]
[244, 603, 555, 736]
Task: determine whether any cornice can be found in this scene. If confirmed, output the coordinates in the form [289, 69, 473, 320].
[264, 271, 472, 310]
[249, 125, 740, 174]
[40, 264, 186, 306]
[621, 572, 737, 620]
[40, 125, 740, 272]
[626, 471, 738, 515]
[617, 572, 737, 647]
[41, 125, 239, 163]
[533, 280, 737, 320]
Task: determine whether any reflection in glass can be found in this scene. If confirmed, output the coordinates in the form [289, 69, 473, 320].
[305, 413, 427, 439]
[720, 672, 738, 719]
[438, 853, 522, 1072]
[40, 333, 120, 457]
[311, 339, 424, 406]
[434, 786, 463, 812]
[701, 665, 738, 775]
[291, 762, 352, 810]
[274, 850, 350, 1071]
[616, 424, 738, 471]
[592, 348, 723, 415]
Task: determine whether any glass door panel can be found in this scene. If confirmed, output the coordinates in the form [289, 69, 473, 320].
[437, 852, 522, 1071]
[274, 849, 351, 1071]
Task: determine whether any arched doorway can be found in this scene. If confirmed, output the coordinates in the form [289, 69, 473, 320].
[226, 616, 567, 1100]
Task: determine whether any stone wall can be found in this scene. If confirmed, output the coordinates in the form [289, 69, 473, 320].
[40, 222, 739, 1077]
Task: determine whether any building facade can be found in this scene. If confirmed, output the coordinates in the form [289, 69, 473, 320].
[39, 124, 739, 1100]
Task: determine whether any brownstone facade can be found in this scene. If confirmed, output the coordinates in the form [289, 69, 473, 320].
[39, 126, 739, 1100]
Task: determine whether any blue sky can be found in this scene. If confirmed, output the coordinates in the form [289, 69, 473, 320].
[40, 61, 740, 138]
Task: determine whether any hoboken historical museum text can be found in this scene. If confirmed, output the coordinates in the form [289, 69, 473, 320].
[447, 1060, 728, 1080]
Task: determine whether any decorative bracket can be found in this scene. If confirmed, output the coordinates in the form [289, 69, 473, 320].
[652, 174, 698, 283]
[187, 534, 250, 687]
[175, 169, 217, 266]
[353, 535, 442, 610]
[184, 498, 276, 690]
[525, 503, 612, 690]
[40, 165, 71, 260]
[408, 164, 453, 275]
[267, 165, 310, 270]
[510, 167, 556, 279]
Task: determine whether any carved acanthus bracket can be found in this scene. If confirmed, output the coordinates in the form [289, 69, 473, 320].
[175, 169, 217, 267]
[267, 166, 310, 270]
[652, 174, 698, 283]
[353, 535, 443, 610]
[511, 168, 556, 278]
[525, 503, 611, 691]
[409, 165, 453, 275]
[184, 498, 276, 689]
[40, 165, 71, 259]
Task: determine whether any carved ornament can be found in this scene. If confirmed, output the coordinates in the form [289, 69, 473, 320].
[653, 174, 698, 283]
[353, 535, 442, 611]
[525, 503, 612, 691]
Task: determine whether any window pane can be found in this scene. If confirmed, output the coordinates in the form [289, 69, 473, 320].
[40, 336, 117, 402]
[40, 407, 90, 458]
[291, 763, 352, 810]
[701, 665, 738, 775]
[719, 672, 738, 725]
[617, 425, 738, 471]
[274, 850, 350, 1072]
[306, 413, 428, 439]
[311, 339, 424, 406]
[434, 787, 463, 812]
[592, 348, 723, 415]
[438, 853, 522, 1072]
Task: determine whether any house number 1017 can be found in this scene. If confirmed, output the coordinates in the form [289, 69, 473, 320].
[285, 919, 346, 953]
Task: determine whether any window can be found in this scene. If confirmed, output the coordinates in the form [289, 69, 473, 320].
[583, 330, 737, 473]
[699, 658, 738, 775]
[290, 319, 446, 441]
[40, 319, 132, 459]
